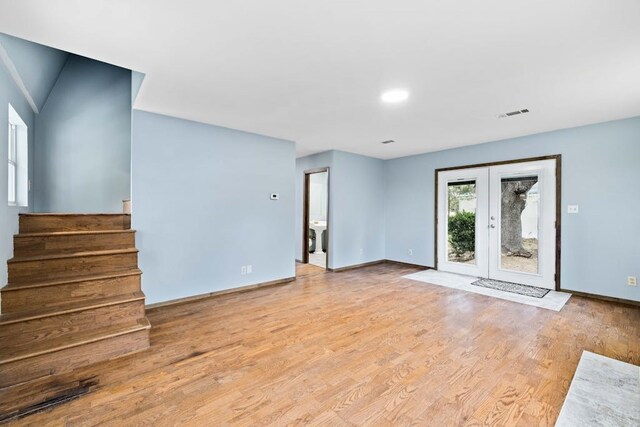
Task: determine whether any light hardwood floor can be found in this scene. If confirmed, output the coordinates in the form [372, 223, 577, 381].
[8, 262, 639, 426]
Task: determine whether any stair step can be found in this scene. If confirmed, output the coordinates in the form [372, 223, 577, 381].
[0, 297, 144, 354]
[0, 293, 146, 349]
[0, 318, 150, 388]
[1, 269, 142, 291]
[1, 270, 142, 314]
[8, 248, 138, 263]
[0, 315, 149, 362]
[19, 213, 131, 233]
[7, 250, 138, 285]
[13, 230, 135, 257]
[0, 292, 145, 326]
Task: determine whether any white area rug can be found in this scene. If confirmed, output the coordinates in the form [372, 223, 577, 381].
[556, 351, 639, 426]
[403, 270, 571, 311]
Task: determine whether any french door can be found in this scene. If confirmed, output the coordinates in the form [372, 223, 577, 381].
[437, 159, 557, 289]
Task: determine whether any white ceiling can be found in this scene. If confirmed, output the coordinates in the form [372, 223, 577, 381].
[1, 0, 639, 159]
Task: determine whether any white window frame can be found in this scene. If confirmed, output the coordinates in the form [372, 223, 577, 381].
[8, 104, 28, 207]
[8, 122, 17, 206]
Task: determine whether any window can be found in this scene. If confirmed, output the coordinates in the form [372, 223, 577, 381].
[8, 104, 28, 207]
[8, 123, 17, 205]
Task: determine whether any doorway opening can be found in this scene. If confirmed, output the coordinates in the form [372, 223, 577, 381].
[436, 156, 561, 290]
[303, 168, 329, 269]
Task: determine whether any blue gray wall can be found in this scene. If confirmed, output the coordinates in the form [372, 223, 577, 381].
[296, 150, 386, 270]
[332, 151, 386, 269]
[385, 117, 640, 301]
[0, 58, 35, 288]
[131, 71, 145, 104]
[0, 33, 68, 111]
[132, 110, 296, 304]
[35, 55, 131, 213]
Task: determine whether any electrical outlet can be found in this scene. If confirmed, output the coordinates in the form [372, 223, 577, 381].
[241, 266, 247, 275]
[247, 265, 252, 274]
[408, 249, 413, 256]
[628, 276, 637, 286]
[359, 248, 363, 255]
[567, 205, 579, 214]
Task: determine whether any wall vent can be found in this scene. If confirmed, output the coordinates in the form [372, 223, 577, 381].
[380, 139, 395, 144]
[497, 108, 529, 118]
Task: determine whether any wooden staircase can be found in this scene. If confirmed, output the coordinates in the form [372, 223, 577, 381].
[0, 214, 150, 419]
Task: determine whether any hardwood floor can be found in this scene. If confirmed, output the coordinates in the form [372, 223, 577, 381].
[7, 263, 639, 426]
[295, 262, 326, 278]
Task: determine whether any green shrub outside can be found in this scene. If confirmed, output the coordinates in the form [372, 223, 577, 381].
[448, 211, 475, 257]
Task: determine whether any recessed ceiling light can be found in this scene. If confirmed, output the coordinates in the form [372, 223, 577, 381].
[381, 89, 409, 104]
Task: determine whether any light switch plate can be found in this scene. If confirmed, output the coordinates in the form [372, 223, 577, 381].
[567, 205, 579, 214]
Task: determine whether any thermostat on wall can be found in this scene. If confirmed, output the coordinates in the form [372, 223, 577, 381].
[270, 193, 279, 200]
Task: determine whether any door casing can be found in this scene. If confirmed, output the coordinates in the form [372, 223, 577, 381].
[302, 167, 330, 269]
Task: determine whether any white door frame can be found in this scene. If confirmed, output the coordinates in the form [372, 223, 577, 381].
[435, 156, 561, 290]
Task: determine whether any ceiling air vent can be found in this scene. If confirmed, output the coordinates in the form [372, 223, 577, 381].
[380, 139, 395, 144]
[497, 108, 530, 119]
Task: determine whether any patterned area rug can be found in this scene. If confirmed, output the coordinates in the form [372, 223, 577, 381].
[471, 278, 550, 298]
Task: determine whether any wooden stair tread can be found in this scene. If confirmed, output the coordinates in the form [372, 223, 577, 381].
[8, 248, 138, 263]
[18, 213, 132, 233]
[1, 269, 142, 292]
[0, 318, 150, 364]
[19, 213, 131, 216]
[14, 230, 136, 238]
[0, 292, 145, 326]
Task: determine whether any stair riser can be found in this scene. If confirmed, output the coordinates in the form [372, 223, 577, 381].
[8, 253, 138, 284]
[0, 327, 150, 388]
[19, 215, 131, 233]
[0, 300, 145, 348]
[13, 232, 135, 257]
[1, 275, 141, 314]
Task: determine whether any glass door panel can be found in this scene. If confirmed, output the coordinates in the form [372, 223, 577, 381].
[447, 180, 477, 265]
[499, 176, 539, 274]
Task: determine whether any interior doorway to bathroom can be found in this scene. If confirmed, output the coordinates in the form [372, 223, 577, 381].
[303, 168, 329, 269]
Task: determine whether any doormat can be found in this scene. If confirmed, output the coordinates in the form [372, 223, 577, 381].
[471, 278, 550, 298]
